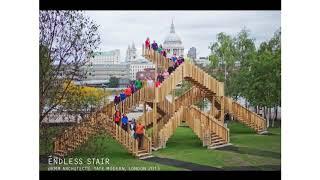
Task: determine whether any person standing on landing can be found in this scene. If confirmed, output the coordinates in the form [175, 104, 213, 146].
[145, 37, 150, 49]
[145, 37, 151, 56]
[135, 121, 145, 149]
[151, 40, 158, 51]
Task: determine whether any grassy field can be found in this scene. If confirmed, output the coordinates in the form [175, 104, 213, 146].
[40, 127, 183, 171]
[153, 121, 281, 170]
[40, 121, 281, 171]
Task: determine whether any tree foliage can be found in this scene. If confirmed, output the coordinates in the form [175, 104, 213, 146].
[61, 82, 109, 119]
[208, 28, 281, 111]
[108, 77, 120, 88]
[39, 11, 101, 123]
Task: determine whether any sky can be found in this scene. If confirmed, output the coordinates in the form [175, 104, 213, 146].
[86, 11, 280, 61]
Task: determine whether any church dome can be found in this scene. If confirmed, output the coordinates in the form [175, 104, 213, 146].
[163, 21, 183, 47]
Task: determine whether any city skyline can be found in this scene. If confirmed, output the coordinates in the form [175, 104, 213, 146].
[86, 11, 280, 61]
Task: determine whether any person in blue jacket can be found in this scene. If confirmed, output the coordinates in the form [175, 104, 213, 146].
[121, 114, 129, 131]
[120, 91, 126, 101]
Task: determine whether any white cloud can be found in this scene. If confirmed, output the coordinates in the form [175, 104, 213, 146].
[85, 11, 280, 60]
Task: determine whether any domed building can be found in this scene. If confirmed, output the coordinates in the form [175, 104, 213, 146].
[163, 20, 184, 57]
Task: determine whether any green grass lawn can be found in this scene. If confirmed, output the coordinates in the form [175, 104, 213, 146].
[40, 121, 281, 171]
[153, 121, 281, 170]
[40, 127, 183, 171]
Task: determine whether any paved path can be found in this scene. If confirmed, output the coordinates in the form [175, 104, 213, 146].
[142, 157, 221, 171]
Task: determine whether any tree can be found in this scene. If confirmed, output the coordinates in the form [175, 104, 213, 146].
[208, 32, 236, 95]
[228, 28, 257, 100]
[207, 28, 281, 127]
[108, 77, 119, 88]
[39, 11, 101, 123]
[61, 82, 108, 120]
[244, 29, 281, 127]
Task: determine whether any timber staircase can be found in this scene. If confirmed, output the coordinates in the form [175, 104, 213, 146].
[53, 86, 154, 159]
[51, 39, 268, 160]
[142, 45, 267, 133]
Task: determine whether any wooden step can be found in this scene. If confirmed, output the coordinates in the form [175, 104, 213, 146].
[54, 152, 65, 157]
[211, 139, 224, 143]
[136, 152, 151, 157]
[138, 155, 154, 160]
[211, 137, 222, 141]
[209, 141, 226, 147]
[208, 143, 232, 150]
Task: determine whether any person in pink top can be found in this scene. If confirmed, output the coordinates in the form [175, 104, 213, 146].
[162, 69, 169, 79]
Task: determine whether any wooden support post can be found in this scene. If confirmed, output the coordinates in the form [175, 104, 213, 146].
[152, 57, 158, 148]
[152, 100, 158, 147]
[220, 96, 225, 123]
[211, 96, 216, 117]
[143, 102, 146, 125]
[172, 88, 175, 113]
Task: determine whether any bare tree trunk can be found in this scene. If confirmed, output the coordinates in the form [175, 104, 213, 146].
[263, 107, 267, 119]
[274, 106, 278, 121]
[270, 107, 274, 127]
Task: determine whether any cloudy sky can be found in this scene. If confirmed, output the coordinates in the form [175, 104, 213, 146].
[86, 11, 280, 61]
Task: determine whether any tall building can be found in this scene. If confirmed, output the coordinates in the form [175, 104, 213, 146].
[89, 49, 120, 65]
[129, 59, 155, 80]
[187, 47, 197, 60]
[163, 20, 184, 57]
[125, 42, 137, 62]
[82, 63, 130, 85]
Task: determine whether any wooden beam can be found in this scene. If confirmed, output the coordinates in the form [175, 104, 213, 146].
[220, 96, 225, 123]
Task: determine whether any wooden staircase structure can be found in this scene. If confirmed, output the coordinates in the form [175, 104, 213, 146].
[142, 45, 267, 134]
[51, 41, 268, 159]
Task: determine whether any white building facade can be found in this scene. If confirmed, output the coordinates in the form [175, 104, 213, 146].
[89, 49, 120, 65]
[129, 59, 155, 80]
[163, 21, 184, 57]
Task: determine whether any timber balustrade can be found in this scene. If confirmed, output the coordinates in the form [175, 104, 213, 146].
[224, 96, 267, 132]
[155, 64, 184, 103]
[136, 111, 161, 127]
[174, 86, 205, 109]
[53, 112, 108, 157]
[53, 85, 154, 158]
[142, 44, 171, 70]
[158, 107, 184, 149]
[158, 97, 174, 115]
[185, 105, 229, 147]
[183, 61, 224, 97]
[143, 44, 225, 98]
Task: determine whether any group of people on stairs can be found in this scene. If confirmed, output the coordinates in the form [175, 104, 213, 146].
[113, 79, 143, 106]
[145, 37, 185, 87]
[112, 79, 145, 149]
[109, 37, 186, 150]
[114, 110, 145, 149]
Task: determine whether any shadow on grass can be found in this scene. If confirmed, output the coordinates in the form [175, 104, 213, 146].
[222, 164, 281, 171]
[144, 157, 221, 171]
[144, 156, 280, 171]
[215, 145, 281, 159]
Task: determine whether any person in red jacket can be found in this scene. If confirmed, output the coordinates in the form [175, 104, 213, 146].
[124, 85, 132, 97]
[145, 37, 150, 49]
[114, 110, 121, 125]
